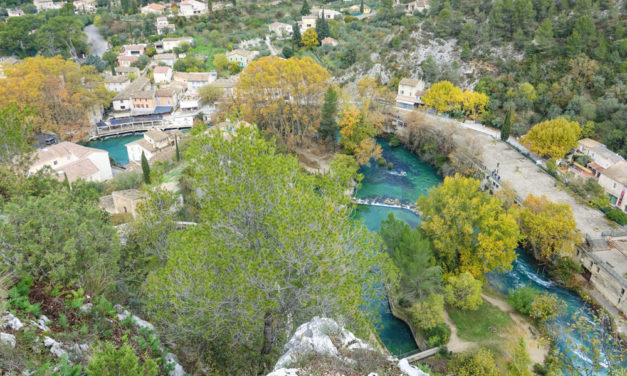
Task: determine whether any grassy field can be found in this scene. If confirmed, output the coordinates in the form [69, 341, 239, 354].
[193, 36, 227, 70]
[447, 301, 513, 343]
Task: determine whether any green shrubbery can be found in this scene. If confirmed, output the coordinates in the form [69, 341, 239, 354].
[606, 208, 627, 225]
[87, 342, 158, 376]
[507, 286, 565, 322]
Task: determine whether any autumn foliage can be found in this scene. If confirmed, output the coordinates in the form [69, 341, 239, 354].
[520, 117, 581, 159]
[0, 56, 112, 140]
[231, 56, 331, 146]
[422, 81, 489, 120]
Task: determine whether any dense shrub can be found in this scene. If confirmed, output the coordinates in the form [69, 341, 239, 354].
[424, 322, 451, 347]
[507, 286, 539, 316]
[87, 342, 158, 376]
[606, 208, 627, 225]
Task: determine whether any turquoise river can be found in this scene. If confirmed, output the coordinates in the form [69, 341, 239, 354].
[90, 135, 623, 372]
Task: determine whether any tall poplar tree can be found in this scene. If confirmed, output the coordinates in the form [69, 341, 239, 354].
[501, 107, 513, 141]
[141, 151, 151, 184]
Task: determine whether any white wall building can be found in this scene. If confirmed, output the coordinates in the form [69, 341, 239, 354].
[598, 161, 627, 212]
[226, 49, 259, 68]
[153, 66, 173, 84]
[29, 142, 112, 183]
[396, 78, 426, 110]
[105, 75, 131, 93]
[125, 129, 172, 162]
[178, 0, 207, 17]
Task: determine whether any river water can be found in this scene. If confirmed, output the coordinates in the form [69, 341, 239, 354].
[89, 136, 624, 370]
[353, 141, 624, 373]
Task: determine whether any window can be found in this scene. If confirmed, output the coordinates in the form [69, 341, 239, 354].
[53, 160, 58, 166]
[613, 183, 617, 189]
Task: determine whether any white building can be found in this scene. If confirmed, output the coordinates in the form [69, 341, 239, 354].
[105, 75, 131, 93]
[226, 49, 259, 68]
[298, 15, 317, 33]
[577, 138, 625, 178]
[153, 66, 173, 84]
[172, 71, 216, 92]
[598, 161, 627, 212]
[395, 78, 426, 110]
[125, 129, 173, 162]
[112, 77, 151, 115]
[156, 37, 194, 52]
[179, 94, 201, 111]
[155, 16, 176, 35]
[268, 22, 293, 37]
[153, 53, 177, 67]
[33, 0, 65, 12]
[7, 8, 25, 17]
[178, 0, 207, 17]
[311, 8, 342, 19]
[401, 0, 430, 14]
[29, 142, 113, 183]
[121, 44, 147, 56]
[141, 2, 166, 15]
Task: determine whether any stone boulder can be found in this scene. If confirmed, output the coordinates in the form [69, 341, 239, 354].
[0, 332, 16, 349]
[1, 313, 24, 331]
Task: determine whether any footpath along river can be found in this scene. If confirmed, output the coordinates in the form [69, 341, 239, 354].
[89, 135, 624, 371]
[354, 141, 624, 373]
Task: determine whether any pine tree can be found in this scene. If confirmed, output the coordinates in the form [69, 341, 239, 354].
[460, 42, 471, 61]
[535, 19, 554, 53]
[319, 86, 339, 142]
[175, 136, 180, 162]
[316, 13, 330, 41]
[141, 151, 151, 184]
[292, 24, 302, 48]
[501, 107, 514, 141]
[301, 0, 310, 15]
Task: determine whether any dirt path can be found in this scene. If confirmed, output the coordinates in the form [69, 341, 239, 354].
[481, 294, 548, 365]
[443, 311, 475, 353]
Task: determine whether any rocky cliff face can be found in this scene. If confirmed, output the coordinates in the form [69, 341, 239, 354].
[267, 317, 429, 376]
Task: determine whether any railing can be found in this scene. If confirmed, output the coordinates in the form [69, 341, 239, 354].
[90, 120, 191, 140]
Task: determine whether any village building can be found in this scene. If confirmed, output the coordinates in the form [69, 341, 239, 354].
[212, 77, 237, 96]
[7, 8, 25, 17]
[321, 37, 339, 47]
[179, 94, 201, 111]
[155, 37, 194, 52]
[112, 77, 151, 116]
[105, 75, 131, 93]
[298, 15, 317, 33]
[120, 44, 147, 56]
[33, 0, 65, 12]
[226, 49, 259, 68]
[577, 138, 625, 178]
[598, 161, 627, 212]
[117, 55, 138, 68]
[125, 129, 173, 162]
[268, 21, 293, 37]
[396, 0, 430, 14]
[178, 0, 207, 17]
[577, 234, 627, 315]
[100, 189, 145, 217]
[131, 91, 156, 114]
[153, 66, 173, 84]
[156, 16, 176, 35]
[395, 78, 427, 110]
[341, 4, 371, 15]
[73, 0, 97, 12]
[153, 53, 177, 67]
[29, 142, 113, 183]
[311, 8, 342, 19]
[155, 87, 183, 110]
[172, 71, 217, 91]
[115, 66, 141, 78]
[141, 2, 166, 15]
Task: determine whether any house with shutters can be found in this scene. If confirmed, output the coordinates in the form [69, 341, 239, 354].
[226, 49, 259, 68]
[395, 78, 427, 110]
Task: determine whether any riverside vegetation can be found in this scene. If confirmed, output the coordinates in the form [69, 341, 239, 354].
[1, 0, 626, 375]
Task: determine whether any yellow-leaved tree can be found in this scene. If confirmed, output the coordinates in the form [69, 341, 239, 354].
[417, 174, 520, 278]
[338, 105, 382, 165]
[516, 194, 582, 263]
[520, 117, 581, 159]
[230, 56, 331, 146]
[461, 90, 489, 120]
[0, 56, 112, 140]
[302, 28, 319, 49]
[422, 81, 463, 114]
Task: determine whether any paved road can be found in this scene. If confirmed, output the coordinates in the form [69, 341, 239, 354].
[84, 24, 108, 57]
[265, 35, 279, 56]
[453, 121, 613, 237]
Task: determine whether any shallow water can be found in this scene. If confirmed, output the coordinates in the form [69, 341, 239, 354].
[86, 134, 143, 166]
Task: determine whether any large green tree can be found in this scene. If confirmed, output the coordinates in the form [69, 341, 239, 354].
[380, 213, 442, 303]
[319, 86, 338, 142]
[145, 126, 391, 374]
[417, 174, 520, 278]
